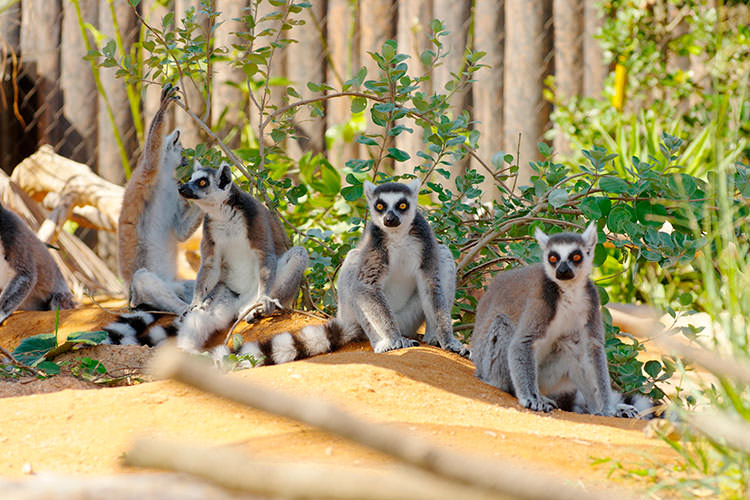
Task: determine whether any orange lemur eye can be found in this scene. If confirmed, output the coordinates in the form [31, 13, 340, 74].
[572, 253, 582, 262]
[398, 202, 408, 210]
[548, 254, 558, 264]
[198, 179, 208, 187]
[375, 202, 385, 211]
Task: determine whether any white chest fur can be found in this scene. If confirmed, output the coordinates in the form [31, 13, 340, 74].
[211, 218, 261, 299]
[535, 282, 591, 360]
[381, 233, 421, 311]
[0, 242, 15, 289]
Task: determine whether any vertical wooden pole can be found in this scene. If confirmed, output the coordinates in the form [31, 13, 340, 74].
[503, 0, 553, 188]
[553, 0, 583, 155]
[98, 0, 138, 185]
[174, 0, 208, 149]
[212, 0, 248, 149]
[358, 0, 394, 168]
[61, 0, 99, 166]
[326, 0, 359, 169]
[583, 0, 606, 98]
[142, 0, 174, 133]
[20, 0, 63, 148]
[394, 0, 431, 176]
[0, 1, 22, 172]
[286, 0, 326, 160]
[433, 0, 471, 183]
[472, 0, 504, 200]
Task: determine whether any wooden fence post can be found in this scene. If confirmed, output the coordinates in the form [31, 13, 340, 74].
[61, 0, 98, 166]
[583, 0, 606, 98]
[394, 0, 431, 177]
[433, 0, 471, 184]
[20, 0, 63, 149]
[286, 0, 326, 160]
[472, 0, 504, 201]
[553, 0, 583, 155]
[0, 1, 23, 171]
[358, 0, 395, 169]
[326, 0, 359, 170]
[503, 0, 553, 188]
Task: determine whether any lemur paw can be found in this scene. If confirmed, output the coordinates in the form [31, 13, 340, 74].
[615, 404, 641, 419]
[441, 338, 468, 357]
[373, 336, 419, 353]
[160, 83, 180, 104]
[244, 296, 283, 322]
[519, 394, 558, 413]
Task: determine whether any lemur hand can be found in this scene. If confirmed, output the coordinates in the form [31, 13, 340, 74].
[244, 296, 283, 322]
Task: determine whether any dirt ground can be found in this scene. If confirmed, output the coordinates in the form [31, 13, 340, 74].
[0, 304, 678, 495]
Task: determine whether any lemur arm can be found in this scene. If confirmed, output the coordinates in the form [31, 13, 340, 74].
[416, 260, 463, 353]
[140, 84, 178, 174]
[189, 225, 221, 307]
[173, 200, 203, 241]
[0, 262, 37, 324]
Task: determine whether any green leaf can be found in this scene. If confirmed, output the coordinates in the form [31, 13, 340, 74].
[46, 331, 108, 359]
[351, 96, 367, 114]
[386, 148, 410, 162]
[12, 333, 57, 366]
[37, 360, 60, 376]
[341, 184, 363, 201]
[547, 188, 569, 208]
[599, 177, 631, 194]
[355, 135, 378, 146]
[606, 204, 636, 233]
[381, 39, 397, 61]
[579, 197, 602, 219]
[644, 360, 661, 378]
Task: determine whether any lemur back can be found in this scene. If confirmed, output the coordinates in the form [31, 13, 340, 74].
[0, 203, 74, 324]
[471, 224, 651, 418]
[218, 179, 467, 367]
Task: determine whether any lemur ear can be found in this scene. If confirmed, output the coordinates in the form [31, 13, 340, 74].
[217, 164, 232, 190]
[363, 180, 376, 201]
[407, 178, 420, 196]
[534, 227, 549, 248]
[582, 222, 597, 251]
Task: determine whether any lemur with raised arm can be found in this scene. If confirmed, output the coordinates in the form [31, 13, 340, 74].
[117, 83, 203, 314]
[218, 179, 467, 365]
[0, 203, 75, 324]
[104, 164, 308, 350]
[470, 223, 650, 418]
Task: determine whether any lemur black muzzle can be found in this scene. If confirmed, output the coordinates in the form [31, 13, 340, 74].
[383, 211, 400, 227]
[178, 183, 198, 199]
[555, 262, 574, 280]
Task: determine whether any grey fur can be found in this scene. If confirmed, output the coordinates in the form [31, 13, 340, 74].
[471, 223, 648, 418]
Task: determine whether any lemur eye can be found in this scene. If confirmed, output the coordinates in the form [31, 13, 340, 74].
[548, 254, 558, 264]
[198, 179, 208, 187]
[572, 253, 582, 262]
[398, 202, 408, 210]
[375, 202, 385, 211]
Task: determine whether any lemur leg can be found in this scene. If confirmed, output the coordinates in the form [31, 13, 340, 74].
[131, 268, 191, 314]
[176, 283, 239, 352]
[352, 285, 418, 353]
[0, 273, 35, 324]
[508, 325, 558, 412]
[567, 338, 616, 416]
[417, 244, 465, 355]
[246, 246, 308, 322]
[394, 292, 424, 339]
[473, 314, 515, 394]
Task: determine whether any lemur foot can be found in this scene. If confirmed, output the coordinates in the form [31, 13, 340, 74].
[615, 404, 641, 419]
[244, 296, 283, 322]
[441, 338, 469, 358]
[519, 393, 558, 413]
[373, 336, 419, 353]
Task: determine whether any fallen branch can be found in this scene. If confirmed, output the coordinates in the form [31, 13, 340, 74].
[126, 437, 500, 500]
[149, 347, 635, 500]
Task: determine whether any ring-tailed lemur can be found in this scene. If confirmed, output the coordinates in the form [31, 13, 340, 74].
[0, 202, 75, 324]
[218, 179, 467, 366]
[471, 223, 651, 418]
[118, 83, 203, 314]
[104, 164, 308, 351]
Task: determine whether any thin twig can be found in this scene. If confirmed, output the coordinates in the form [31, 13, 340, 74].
[0, 345, 42, 377]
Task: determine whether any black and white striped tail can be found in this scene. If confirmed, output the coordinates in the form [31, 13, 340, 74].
[214, 319, 359, 366]
[102, 307, 177, 347]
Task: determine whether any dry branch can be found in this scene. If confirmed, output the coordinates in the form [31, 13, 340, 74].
[126, 437, 502, 500]
[149, 347, 636, 500]
[10, 144, 123, 232]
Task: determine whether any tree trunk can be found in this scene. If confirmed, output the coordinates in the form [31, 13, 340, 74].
[61, 0, 98, 166]
[583, 0, 607, 98]
[503, 0, 553, 188]
[326, 0, 359, 170]
[286, 0, 326, 159]
[472, 0, 504, 201]
[553, 0, 583, 155]
[0, 0, 22, 172]
[394, 0, 431, 177]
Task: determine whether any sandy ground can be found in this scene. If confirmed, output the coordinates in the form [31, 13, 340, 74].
[0, 304, 677, 495]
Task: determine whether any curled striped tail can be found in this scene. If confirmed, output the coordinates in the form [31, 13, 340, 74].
[213, 319, 361, 367]
[102, 307, 177, 347]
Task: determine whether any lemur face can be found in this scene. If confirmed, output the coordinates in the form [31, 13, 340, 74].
[534, 223, 597, 282]
[164, 129, 184, 169]
[364, 179, 419, 231]
[178, 163, 232, 207]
